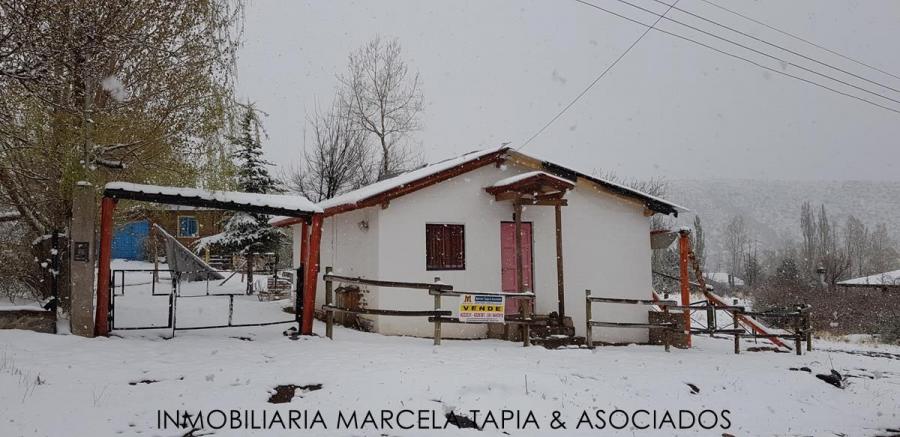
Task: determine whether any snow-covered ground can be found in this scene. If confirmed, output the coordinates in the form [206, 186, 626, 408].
[108, 260, 291, 330]
[1, 268, 898, 436]
[1, 321, 898, 436]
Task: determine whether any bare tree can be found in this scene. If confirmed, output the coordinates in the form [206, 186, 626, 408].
[800, 201, 817, 277]
[339, 36, 424, 178]
[286, 102, 375, 202]
[867, 223, 899, 274]
[691, 215, 706, 271]
[817, 205, 850, 286]
[844, 215, 869, 277]
[724, 215, 747, 287]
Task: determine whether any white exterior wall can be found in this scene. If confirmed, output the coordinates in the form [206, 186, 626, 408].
[293, 207, 381, 329]
[563, 186, 653, 343]
[293, 163, 655, 343]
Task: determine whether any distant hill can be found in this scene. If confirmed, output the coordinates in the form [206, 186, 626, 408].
[665, 179, 900, 269]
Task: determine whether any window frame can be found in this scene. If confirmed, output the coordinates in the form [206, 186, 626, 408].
[425, 223, 466, 271]
[177, 215, 199, 238]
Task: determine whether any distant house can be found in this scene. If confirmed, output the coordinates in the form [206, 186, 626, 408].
[274, 146, 687, 343]
[704, 272, 745, 287]
[838, 269, 900, 290]
[111, 205, 231, 261]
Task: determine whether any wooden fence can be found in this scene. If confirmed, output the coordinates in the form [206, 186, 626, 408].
[586, 290, 813, 355]
[323, 266, 536, 346]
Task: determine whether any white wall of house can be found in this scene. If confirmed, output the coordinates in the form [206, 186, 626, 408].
[292, 162, 655, 343]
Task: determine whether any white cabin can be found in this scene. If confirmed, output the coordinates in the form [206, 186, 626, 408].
[275, 146, 686, 343]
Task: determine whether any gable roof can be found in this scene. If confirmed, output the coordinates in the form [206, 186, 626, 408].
[838, 269, 900, 288]
[272, 146, 687, 226]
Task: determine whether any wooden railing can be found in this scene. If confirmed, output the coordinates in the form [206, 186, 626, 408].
[323, 267, 536, 346]
[586, 290, 812, 355]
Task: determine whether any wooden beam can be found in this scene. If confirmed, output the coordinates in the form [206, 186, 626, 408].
[493, 191, 521, 202]
[302, 214, 324, 335]
[555, 204, 565, 318]
[514, 198, 567, 207]
[678, 230, 692, 348]
[94, 196, 118, 336]
[514, 203, 531, 346]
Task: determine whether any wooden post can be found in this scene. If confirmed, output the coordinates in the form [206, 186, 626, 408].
[94, 196, 117, 337]
[662, 303, 671, 352]
[805, 309, 812, 352]
[325, 266, 334, 339]
[514, 203, 530, 346]
[245, 252, 254, 294]
[733, 310, 740, 354]
[300, 221, 310, 276]
[297, 220, 310, 321]
[585, 290, 593, 349]
[433, 276, 442, 346]
[677, 230, 692, 347]
[554, 204, 565, 319]
[794, 312, 802, 356]
[301, 214, 323, 335]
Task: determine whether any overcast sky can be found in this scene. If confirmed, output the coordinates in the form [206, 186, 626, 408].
[236, 0, 900, 182]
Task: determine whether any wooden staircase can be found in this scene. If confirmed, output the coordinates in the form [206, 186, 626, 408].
[488, 314, 586, 349]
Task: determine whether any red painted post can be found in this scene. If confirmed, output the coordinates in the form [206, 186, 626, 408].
[678, 230, 692, 348]
[301, 214, 323, 335]
[94, 196, 117, 336]
[300, 221, 309, 270]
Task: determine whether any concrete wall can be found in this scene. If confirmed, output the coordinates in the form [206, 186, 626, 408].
[292, 163, 655, 343]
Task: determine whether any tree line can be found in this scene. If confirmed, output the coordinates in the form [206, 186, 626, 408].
[719, 202, 898, 289]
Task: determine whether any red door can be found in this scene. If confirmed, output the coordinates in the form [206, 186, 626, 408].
[501, 222, 533, 315]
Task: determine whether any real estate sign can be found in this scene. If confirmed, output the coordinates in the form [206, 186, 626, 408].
[458, 294, 504, 323]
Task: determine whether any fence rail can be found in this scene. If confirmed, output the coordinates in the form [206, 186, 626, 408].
[584, 289, 812, 355]
[323, 267, 536, 346]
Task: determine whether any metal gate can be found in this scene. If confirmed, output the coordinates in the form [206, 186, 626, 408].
[109, 269, 301, 334]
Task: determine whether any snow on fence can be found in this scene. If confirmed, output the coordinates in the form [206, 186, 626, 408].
[322, 267, 537, 346]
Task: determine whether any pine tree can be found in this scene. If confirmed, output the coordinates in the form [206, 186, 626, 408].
[210, 106, 284, 257]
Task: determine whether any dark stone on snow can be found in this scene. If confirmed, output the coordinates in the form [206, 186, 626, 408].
[445, 411, 481, 430]
[815, 370, 844, 389]
[268, 383, 323, 404]
[129, 379, 158, 385]
[686, 382, 700, 394]
[789, 367, 812, 373]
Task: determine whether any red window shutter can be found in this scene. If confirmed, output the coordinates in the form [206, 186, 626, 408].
[426, 224, 465, 270]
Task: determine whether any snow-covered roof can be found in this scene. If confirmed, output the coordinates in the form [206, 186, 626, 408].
[318, 146, 507, 210]
[272, 145, 687, 226]
[104, 182, 322, 216]
[487, 170, 574, 189]
[838, 270, 900, 288]
[521, 149, 689, 214]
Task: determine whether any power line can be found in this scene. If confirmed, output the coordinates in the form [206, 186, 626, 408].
[517, 0, 680, 150]
[698, 0, 900, 82]
[610, 0, 900, 107]
[573, 0, 900, 116]
[647, 0, 900, 95]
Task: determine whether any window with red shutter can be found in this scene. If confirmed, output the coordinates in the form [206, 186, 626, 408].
[426, 224, 465, 270]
